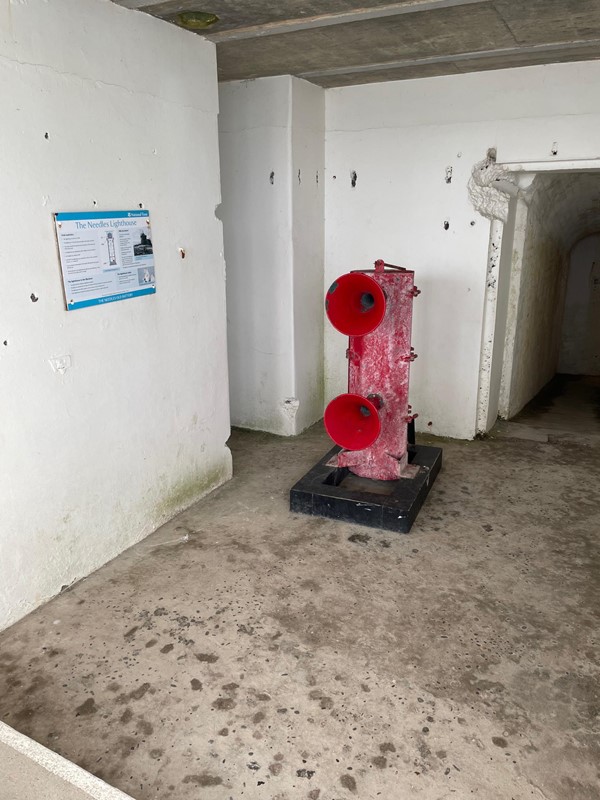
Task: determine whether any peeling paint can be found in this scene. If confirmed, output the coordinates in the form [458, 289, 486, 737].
[476, 219, 504, 433]
[468, 151, 516, 224]
[282, 397, 300, 423]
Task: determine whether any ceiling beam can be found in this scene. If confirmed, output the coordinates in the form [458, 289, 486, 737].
[298, 38, 600, 80]
[501, 159, 600, 174]
[205, 0, 492, 43]
[114, 0, 157, 8]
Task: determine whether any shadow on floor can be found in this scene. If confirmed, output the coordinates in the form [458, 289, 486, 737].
[493, 374, 600, 445]
[514, 374, 600, 434]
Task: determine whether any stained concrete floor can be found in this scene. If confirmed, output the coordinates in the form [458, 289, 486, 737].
[0, 422, 599, 800]
[514, 374, 600, 436]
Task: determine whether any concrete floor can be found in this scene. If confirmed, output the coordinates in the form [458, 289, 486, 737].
[0, 419, 599, 800]
[514, 374, 600, 435]
[0, 725, 133, 800]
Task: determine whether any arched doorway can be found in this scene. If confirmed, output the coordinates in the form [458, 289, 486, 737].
[512, 231, 600, 435]
[478, 163, 600, 437]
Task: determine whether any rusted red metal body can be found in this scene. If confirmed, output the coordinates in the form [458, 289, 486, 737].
[325, 260, 418, 481]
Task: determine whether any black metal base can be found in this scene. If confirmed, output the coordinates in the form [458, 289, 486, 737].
[290, 444, 442, 533]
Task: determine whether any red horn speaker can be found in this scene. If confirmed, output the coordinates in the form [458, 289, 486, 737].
[324, 393, 381, 451]
[325, 272, 386, 336]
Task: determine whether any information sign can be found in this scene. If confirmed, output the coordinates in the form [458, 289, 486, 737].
[54, 210, 156, 310]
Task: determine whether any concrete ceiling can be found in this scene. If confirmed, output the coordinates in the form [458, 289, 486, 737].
[113, 0, 600, 87]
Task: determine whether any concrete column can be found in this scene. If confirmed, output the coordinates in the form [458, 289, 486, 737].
[219, 77, 325, 436]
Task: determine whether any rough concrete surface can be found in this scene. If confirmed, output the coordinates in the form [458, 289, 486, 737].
[0, 729, 133, 800]
[0, 740, 100, 800]
[113, 0, 600, 87]
[0, 424, 599, 799]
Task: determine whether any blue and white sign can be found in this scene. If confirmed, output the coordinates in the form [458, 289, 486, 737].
[54, 210, 156, 311]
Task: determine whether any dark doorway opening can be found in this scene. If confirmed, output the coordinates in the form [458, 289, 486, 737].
[513, 374, 600, 437]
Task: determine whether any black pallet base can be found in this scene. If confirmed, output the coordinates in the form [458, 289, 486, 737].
[290, 444, 442, 534]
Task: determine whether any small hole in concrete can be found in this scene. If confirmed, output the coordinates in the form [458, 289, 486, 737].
[350, 170, 357, 188]
[44, 132, 49, 140]
[443, 221, 450, 231]
[30, 293, 39, 303]
[269, 171, 274, 185]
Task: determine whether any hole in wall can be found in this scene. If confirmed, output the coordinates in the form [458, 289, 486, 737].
[350, 170, 357, 188]
[269, 171, 274, 185]
[443, 221, 450, 231]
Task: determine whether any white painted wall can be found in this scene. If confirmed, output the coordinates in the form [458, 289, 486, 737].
[325, 60, 600, 439]
[485, 197, 518, 431]
[504, 179, 569, 416]
[497, 193, 530, 420]
[291, 79, 325, 434]
[219, 77, 294, 435]
[0, 0, 231, 630]
[219, 76, 324, 435]
[559, 234, 600, 375]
